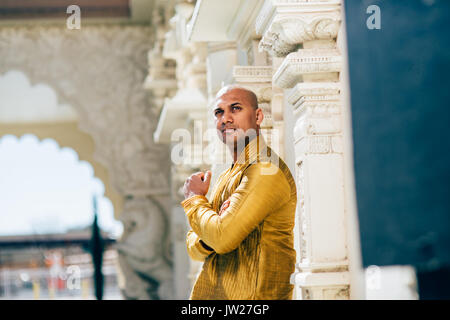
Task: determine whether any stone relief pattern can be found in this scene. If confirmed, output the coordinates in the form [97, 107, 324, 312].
[116, 196, 173, 299]
[0, 25, 170, 196]
[259, 17, 340, 57]
[273, 49, 342, 88]
[0, 25, 174, 299]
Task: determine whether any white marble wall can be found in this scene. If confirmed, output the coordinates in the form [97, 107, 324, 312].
[150, 0, 419, 300]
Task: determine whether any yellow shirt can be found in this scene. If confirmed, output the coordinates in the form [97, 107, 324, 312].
[181, 136, 297, 300]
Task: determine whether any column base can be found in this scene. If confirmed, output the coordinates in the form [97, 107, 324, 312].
[290, 270, 350, 300]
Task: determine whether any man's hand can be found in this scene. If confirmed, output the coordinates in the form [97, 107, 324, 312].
[218, 199, 230, 216]
[183, 170, 212, 199]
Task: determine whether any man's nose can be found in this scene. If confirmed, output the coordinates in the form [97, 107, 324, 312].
[222, 110, 233, 124]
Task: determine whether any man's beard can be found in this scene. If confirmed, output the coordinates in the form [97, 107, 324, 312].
[221, 128, 258, 151]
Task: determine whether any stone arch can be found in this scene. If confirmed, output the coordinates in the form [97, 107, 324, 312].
[0, 23, 173, 300]
[0, 24, 171, 212]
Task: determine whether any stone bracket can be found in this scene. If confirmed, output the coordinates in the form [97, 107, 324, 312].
[274, 49, 342, 88]
[256, 0, 341, 57]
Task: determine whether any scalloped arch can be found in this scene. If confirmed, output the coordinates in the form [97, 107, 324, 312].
[0, 133, 124, 235]
[0, 123, 124, 220]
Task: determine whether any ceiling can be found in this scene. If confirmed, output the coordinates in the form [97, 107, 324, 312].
[0, 0, 156, 24]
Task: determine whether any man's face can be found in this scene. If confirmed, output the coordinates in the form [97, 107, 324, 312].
[213, 88, 263, 146]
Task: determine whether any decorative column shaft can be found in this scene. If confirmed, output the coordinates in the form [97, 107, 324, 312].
[257, 0, 349, 299]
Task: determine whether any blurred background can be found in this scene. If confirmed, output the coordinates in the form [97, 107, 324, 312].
[0, 134, 122, 300]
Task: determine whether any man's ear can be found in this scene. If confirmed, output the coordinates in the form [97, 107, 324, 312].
[256, 108, 264, 126]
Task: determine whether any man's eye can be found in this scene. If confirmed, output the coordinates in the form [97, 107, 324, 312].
[232, 106, 241, 111]
[214, 110, 223, 116]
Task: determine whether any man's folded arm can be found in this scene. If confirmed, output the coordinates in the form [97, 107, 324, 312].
[186, 229, 215, 261]
[181, 163, 291, 254]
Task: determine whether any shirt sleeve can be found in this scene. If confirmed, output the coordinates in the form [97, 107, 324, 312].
[181, 162, 291, 254]
[186, 229, 215, 261]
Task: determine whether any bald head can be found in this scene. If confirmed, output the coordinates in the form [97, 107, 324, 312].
[213, 84, 264, 149]
[214, 85, 258, 109]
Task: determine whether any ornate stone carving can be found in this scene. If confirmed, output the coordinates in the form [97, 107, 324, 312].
[289, 82, 342, 155]
[292, 269, 350, 300]
[296, 161, 309, 263]
[0, 25, 173, 299]
[274, 49, 341, 88]
[288, 82, 340, 105]
[116, 196, 173, 299]
[232, 66, 273, 83]
[256, 0, 341, 57]
[0, 25, 171, 196]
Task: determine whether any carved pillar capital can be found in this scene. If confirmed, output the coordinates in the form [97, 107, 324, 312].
[288, 82, 342, 148]
[256, 0, 341, 57]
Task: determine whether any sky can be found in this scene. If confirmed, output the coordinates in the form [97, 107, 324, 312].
[0, 134, 123, 237]
[0, 70, 122, 238]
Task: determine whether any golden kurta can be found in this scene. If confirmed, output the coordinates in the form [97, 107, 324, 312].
[181, 136, 297, 300]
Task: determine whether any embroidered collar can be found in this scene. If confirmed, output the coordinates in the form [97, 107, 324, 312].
[231, 135, 268, 171]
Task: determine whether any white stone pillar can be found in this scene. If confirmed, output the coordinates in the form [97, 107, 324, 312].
[257, 0, 351, 299]
[287, 82, 349, 299]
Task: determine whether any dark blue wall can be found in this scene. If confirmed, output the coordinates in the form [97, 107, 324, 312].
[344, 0, 450, 279]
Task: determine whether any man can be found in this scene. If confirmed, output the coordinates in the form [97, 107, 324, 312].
[181, 85, 297, 300]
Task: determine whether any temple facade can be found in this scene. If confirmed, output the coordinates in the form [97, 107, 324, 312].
[0, 0, 422, 300]
[151, 0, 359, 300]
